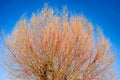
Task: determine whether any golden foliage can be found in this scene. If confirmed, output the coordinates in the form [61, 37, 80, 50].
[4, 6, 116, 80]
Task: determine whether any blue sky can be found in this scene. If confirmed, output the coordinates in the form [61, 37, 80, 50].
[0, 0, 120, 80]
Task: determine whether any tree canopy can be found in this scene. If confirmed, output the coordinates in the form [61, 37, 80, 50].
[3, 6, 117, 80]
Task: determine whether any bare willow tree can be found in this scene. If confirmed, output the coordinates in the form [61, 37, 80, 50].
[3, 6, 117, 80]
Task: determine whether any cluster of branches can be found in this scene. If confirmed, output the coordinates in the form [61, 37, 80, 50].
[3, 6, 117, 80]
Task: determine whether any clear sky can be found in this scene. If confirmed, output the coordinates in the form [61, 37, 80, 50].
[0, 0, 120, 80]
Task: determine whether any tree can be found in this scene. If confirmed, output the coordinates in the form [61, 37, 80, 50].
[3, 6, 117, 80]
